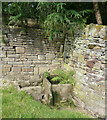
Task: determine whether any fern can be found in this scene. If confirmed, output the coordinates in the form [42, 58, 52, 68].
[51, 69, 75, 85]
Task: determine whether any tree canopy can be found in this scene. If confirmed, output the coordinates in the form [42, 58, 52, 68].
[2, 2, 107, 40]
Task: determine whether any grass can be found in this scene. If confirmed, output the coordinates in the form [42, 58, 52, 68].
[2, 85, 91, 118]
[0, 87, 2, 119]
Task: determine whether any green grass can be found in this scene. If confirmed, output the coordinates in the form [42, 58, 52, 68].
[0, 87, 2, 119]
[2, 85, 91, 118]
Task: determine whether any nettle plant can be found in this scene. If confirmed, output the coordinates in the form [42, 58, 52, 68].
[43, 69, 75, 86]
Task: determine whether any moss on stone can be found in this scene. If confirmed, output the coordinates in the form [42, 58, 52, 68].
[82, 34, 87, 39]
[95, 25, 103, 31]
[103, 35, 107, 40]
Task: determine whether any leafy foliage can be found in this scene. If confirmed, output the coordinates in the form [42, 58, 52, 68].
[51, 76, 62, 84]
[43, 3, 92, 40]
[43, 71, 50, 79]
[2, 2, 93, 38]
[43, 69, 75, 85]
[52, 69, 75, 85]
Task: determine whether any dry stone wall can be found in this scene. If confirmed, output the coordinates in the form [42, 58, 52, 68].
[62, 24, 106, 117]
[1, 24, 107, 117]
[1, 27, 63, 87]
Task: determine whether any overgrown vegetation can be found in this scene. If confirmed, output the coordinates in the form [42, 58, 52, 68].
[2, 2, 93, 40]
[43, 69, 75, 85]
[2, 2, 107, 42]
[2, 85, 91, 118]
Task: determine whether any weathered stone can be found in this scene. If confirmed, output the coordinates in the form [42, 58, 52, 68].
[21, 86, 43, 101]
[7, 54, 20, 58]
[22, 67, 34, 72]
[27, 56, 38, 60]
[18, 81, 30, 87]
[12, 67, 22, 72]
[3, 58, 14, 62]
[84, 54, 89, 60]
[52, 60, 60, 65]
[78, 54, 86, 64]
[38, 55, 46, 60]
[52, 84, 73, 103]
[34, 67, 39, 74]
[16, 47, 25, 53]
[99, 26, 107, 38]
[29, 75, 42, 85]
[31, 86, 43, 101]
[93, 46, 101, 50]
[0, 52, 7, 57]
[49, 64, 61, 71]
[92, 61, 102, 70]
[86, 60, 96, 68]
[46, 53, 55, 60]
[6, 51, 15, 54]
[2, 65, 12, 72]
[42, 78, 52, 105]
[33, 60, 52, 65]
[39, 66, 49, 74]
[1, 24, 105, 117]
[23, 61, 32, 66]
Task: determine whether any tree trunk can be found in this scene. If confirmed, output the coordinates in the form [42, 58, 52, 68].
[93, 2, 103, 25]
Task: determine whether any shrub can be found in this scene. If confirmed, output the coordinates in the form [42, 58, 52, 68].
[52, 69, 75, 85]
[43, 71, 50, 79]
[43, 69, 75, 85]
[51, 76, 62, 84]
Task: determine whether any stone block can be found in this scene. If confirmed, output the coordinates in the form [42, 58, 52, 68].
[22, 67, 34, 72]
[29, 75, 42, 85]
[0, 52, 6, 58]
[52, 60, 60, 65]
[49, 64, 61, 71]
[3, 58, 14, 62]
[93, 46, 101, 50]
[86, 60, 96, 68]
[92, 61, 102, 70]
[78, 55, 86, 64]
[2, 65, 12, 72]
[34, 67, 39, 74]
[52, 84, 73, 103]
[12, 67, 22, 72]
[21, 86, 43, 101]
[33, 60, 51, 65]
[42, 78, 52, 104]
[39, 66, 49, 74]
[27, 56, 38, 60]
[23, 61, 32, 65]
[6, 51, 15, 54]
[38, 55, 46, 60]
[7, 54, 20, 58]
[18, 81, 30, 87]
[16, 47, 25, 53]
[9, 62, 23, 65]
[46, 53, 55, 60]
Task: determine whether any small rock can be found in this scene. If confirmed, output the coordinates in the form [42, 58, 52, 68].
[86, 60, 97, 68]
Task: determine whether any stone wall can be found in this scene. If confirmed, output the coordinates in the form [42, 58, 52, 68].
[62, 24, 106, 117]
[1, 24, 106, 117]
[1, 26, 63, 87]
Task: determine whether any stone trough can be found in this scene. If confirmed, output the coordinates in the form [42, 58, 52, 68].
[20, 77, 73, 106]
